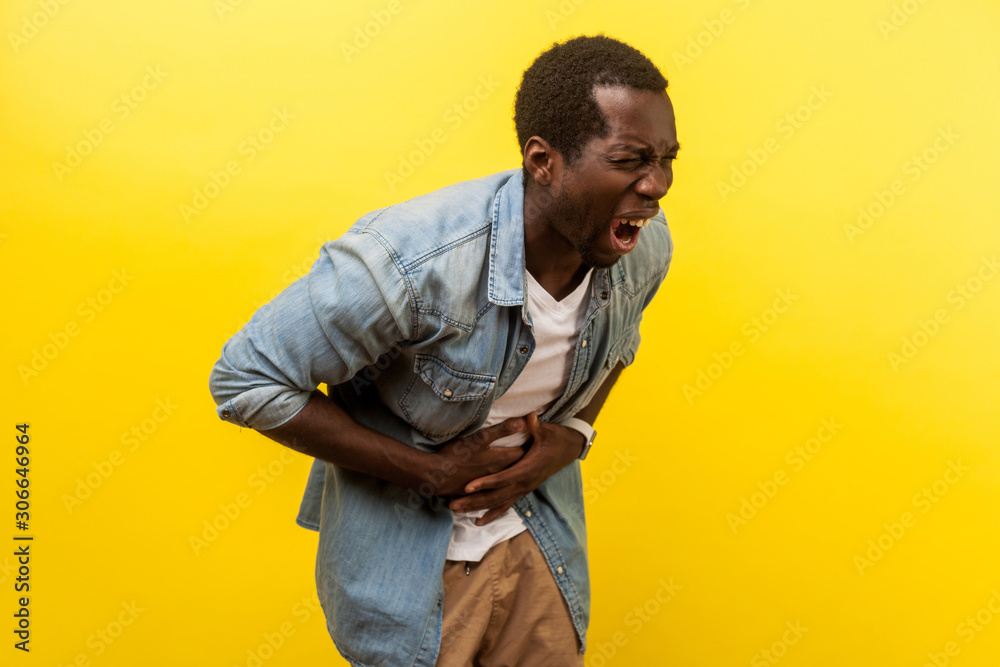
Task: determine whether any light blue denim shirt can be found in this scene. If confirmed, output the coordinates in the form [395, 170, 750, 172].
[209, 168, 672, 666]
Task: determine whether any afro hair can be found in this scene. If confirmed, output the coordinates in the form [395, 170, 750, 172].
[514, 34, 668, 179]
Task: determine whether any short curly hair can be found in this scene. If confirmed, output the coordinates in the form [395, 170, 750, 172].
[514, 34, 668, 178]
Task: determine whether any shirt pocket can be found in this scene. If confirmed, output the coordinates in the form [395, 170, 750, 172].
[605, 324, 637, 370]
[398, 354, 496, 441]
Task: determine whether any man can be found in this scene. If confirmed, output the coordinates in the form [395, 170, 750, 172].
[209, 34, 677, 666]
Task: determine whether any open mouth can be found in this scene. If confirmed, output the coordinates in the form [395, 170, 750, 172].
[610, 217, 651, 255]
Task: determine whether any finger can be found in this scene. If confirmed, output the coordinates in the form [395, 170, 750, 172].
[464, 468, 514, 494]
[482, 445, 525, 472]
[475, 499, 519, 526]
[474, 416, 527, 446]
[465, 449, 536, 492]
[449, 487, 511, 514]
[525, 411, 541, 441]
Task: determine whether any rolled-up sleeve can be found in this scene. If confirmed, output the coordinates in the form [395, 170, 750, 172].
[208, 229, 412, 431]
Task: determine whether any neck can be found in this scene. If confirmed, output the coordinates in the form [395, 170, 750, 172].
[523, 178, 591, 300]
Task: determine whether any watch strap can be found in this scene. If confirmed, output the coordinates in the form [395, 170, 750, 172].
[559, 417, 596, 460]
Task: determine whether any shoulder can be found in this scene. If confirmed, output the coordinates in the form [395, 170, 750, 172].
[346, 169, 519, 268]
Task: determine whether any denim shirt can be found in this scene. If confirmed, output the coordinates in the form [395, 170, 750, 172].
[209, 168, 672, 666]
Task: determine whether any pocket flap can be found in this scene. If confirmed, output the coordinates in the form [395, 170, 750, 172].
[414, 354, 496, 401]
[606, 326, 636, 369]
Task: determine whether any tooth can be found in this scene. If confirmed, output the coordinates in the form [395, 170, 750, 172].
[642, 219, 650, 227]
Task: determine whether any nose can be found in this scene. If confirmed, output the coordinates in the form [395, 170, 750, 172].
[635, 161, 671, 201]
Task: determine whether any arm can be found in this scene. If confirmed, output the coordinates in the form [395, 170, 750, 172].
[452, 225, 672, 522]
[257, 389, 527, 496]
[208, 232, 409, 432]
[449, 360, 627, 524]
[573, 360, 625, 426]
[259, 389, 432, 490]
[209, 232, 524, 495]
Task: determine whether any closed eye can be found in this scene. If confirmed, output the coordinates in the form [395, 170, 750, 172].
[609, 154, 677, 169]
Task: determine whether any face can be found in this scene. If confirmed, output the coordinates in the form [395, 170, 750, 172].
[546, 85, 678, 269]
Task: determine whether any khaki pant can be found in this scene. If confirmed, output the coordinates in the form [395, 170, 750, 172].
[435, 530, 585, 667]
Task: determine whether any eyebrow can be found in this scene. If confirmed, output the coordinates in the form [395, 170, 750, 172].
[609, 141, 681, 155]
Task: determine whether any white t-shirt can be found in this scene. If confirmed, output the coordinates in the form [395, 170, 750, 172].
[446, 266, 593, 562]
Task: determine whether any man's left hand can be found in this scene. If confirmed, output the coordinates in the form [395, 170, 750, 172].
[447, 411, 585, 525]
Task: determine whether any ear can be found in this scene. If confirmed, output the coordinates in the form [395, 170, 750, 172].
[522, 136, 563, 188]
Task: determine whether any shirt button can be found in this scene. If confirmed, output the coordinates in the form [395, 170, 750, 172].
[524, 510, 532, 518]
[556, 566, 564, 575]
[222, 409, 231, 418]
[519, 345, 529, 354]
[600, 291, 609, 300]
[443, 389, 453, 398]
[581, 340, 587, 348]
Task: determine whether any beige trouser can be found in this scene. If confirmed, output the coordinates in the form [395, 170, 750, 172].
[435, 530, 585, 667]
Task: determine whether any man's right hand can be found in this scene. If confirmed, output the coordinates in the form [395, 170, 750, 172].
[421, 417, 528, 497]
[258, 391, 527, 502]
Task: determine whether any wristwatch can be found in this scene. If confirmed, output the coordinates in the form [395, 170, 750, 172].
[559, 417, 597, 461]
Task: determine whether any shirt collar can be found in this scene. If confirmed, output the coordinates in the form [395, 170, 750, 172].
[487, 170, 528, 306]
[487, 168, 618, 306]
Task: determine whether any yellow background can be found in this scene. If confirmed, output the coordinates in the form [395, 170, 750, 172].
[3, 0, 999, 665]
